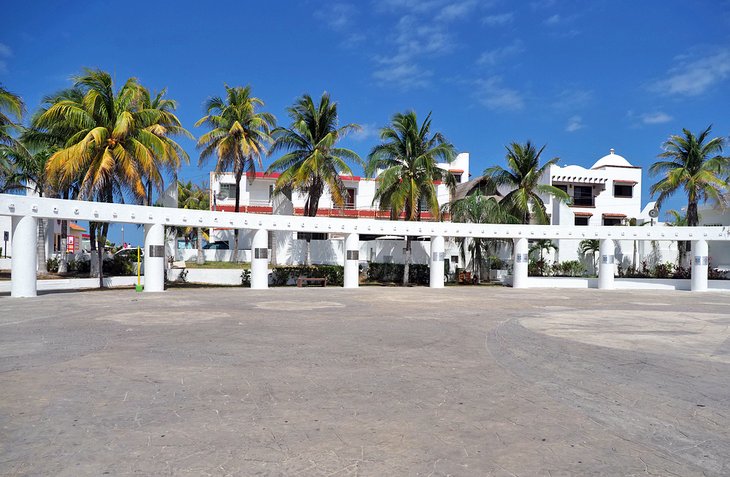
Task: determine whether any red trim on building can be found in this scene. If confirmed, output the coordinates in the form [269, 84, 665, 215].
[241, 171, 361, 181]
[216, 205, 274, 214]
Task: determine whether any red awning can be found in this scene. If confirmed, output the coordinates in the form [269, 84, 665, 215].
[602, 213, 627, 218]
[614, 180, 637, 185]
[574, 212, 593, 217]
[69, 222, 86, 232]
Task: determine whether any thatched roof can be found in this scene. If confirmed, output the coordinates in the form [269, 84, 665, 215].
[452, 175, 502, 201]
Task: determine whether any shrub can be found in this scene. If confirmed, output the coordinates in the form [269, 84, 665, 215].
[46, 256, 60, 273]
[68, 257, 90, 274]
[652, 262, 675, 279]
[367, 262, 429, 285]
[103, 254, 135, 276]
[528, 258, 550, 277]
[241, 269, 251, 287]
[553, 260, 585, 277]
[488, 256, 506, 270]
[271, 265, 344, 286]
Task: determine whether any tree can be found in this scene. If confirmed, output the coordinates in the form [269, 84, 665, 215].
[579, 239, 600, 275]
[0, 85, 24, 153]
[366, 111, 457, 285]
[665, 209, 689, 265]
[485, 141, 569, 224]
[447, 192, 517, 282]
[39, 68, 187, 287]
[196, 85, 275, 261]
[268, 92, 362, 215]
[529, 239, 558, 262]
[650, 125, 728, 227]
[177, 180, 210, 265]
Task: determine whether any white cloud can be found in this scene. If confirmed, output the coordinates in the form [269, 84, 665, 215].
[373, 62, 432, 90]
[565, 115, 585, 132]
[314, 3, 357, 30]
[351, 123, 381, 142]
[551, 88, 593, 111]
[641, 111, 673, 124]
[438, 0, 477, 21]
[544, 14, 561, 25]
[482, 12, 514, 26]
[477, 40, 524, 66]
[474, 77, 524, 111]
[652, 49, 730, 96]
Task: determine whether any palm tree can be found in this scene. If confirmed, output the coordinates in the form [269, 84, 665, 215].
[177, 180, 210, 265]
[447, 191, 517, 282]
[529, 239, 558, 262]
[650, 126, 728, 226]
[196, 85, 275, 261]
[366, 111, 457, 285]
[579, 239, 600, 275]
[139, 88, 191, 205]
[485, 141, 569, 224]
[665, 209, 689, 266]
[39, 68, 187, 287]
[268, 92, 362, 215]
[0, 85, 24, 151]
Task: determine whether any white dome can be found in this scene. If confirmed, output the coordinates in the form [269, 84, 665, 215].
[591, 148, 633, 169]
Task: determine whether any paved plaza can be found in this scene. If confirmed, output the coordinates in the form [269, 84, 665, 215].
[1, 286, 729, 476]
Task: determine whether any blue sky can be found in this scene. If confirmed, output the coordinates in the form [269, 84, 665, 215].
[2, 0, 730, 245]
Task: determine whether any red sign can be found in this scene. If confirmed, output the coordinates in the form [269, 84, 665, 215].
[66, 236, 75, 253]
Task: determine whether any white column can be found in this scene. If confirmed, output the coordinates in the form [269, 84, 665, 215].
[11, 215, 38, 298]
[343, 232, 359, 288]
[429, 235, 445, 288]
[512, 237, 529, 289]
[251, 228, 269, 289]
[598, 239, 615, 289]
[691, 239, 709, 292]
[143, 223, 165, 292]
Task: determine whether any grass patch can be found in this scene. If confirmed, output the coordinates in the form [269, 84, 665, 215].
[184, 261, 251, 270]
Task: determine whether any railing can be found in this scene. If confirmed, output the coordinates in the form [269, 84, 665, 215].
[571, 196, 595, 207]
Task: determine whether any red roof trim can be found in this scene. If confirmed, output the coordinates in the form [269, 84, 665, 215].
[614, 180, 637, 185]
[602, 213, 627, 218]
[574, 212, 593, 217]
[449, 169, 464, 173]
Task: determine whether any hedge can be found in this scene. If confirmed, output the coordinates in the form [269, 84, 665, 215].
[367, 262, 430, 285]
[271, 265, 344, 286]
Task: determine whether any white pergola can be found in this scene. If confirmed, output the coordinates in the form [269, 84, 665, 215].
[2, 194, 729, 297]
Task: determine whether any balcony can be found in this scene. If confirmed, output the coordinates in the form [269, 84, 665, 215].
[571, 196, 595, 207]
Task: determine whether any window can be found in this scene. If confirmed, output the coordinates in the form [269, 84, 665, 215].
[575, 216, 589, 226]
[614, 184, 633, 198]
[219, 183, 237, 200]
[297, 232, 328, 241]
[418, 196, 429, 212]
[603, 218, 622, 226]
[554, 184, 568, 194]
[572, 186, 593, 206]
[453, 174, 462, 183]
[344, 188, 356, 208]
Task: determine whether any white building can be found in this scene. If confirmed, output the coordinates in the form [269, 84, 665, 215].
[197, 153, 470, 266]
[540, 149, 676, 269]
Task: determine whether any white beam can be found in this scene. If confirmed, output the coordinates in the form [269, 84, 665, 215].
[429, 235, 445, 288]
[250, 229, 268, 289]
[2, 194, 728, 242]
[343, 233, 359, 288]
[691, 239, 709, 292]
[598, 239, 615, 290]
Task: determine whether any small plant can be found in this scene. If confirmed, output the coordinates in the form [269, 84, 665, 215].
[272, 265, 345, 286]
[176, 269, 189, 283]
[46, 256, 60, 273]
[553, 260, 585, 277]
[241, 269, 251, 287]
[367, 263, 429, 285]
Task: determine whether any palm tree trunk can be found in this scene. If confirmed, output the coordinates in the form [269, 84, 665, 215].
[89, 222, 99, 278]
[58, 191, 69, 273]
[402, 235, 412, 286]
[686, 200, 699, 227]
[97, 222, 109, 288]
[196, 227, 204, 265]
[36, 218, 48, 274]
[231, 170, 243, 263]
[147, 180, 153, 207]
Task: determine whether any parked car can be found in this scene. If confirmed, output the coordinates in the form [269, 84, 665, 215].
[203, 241, 230, 250]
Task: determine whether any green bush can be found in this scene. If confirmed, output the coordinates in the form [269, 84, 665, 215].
[241, 269, 251, 287]
[367, 262, 430, 285]
[46, 256, 60, 273]
[553, 260, 585, 277]
[68, 257, 90, 274]
[103, 254, 135, 276]
[271, 265, 344, 286]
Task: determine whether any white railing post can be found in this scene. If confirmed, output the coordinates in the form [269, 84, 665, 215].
[512, 237, 529, 288]
[429, 235, 445, 288]
[11, 215, 38, 297]
[691, 239, 709, 292]
[343, 232, 359, 288]
[143, 223, 165, 292]
[598, 239, 615, 289]
[251, 228, 269, 289]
